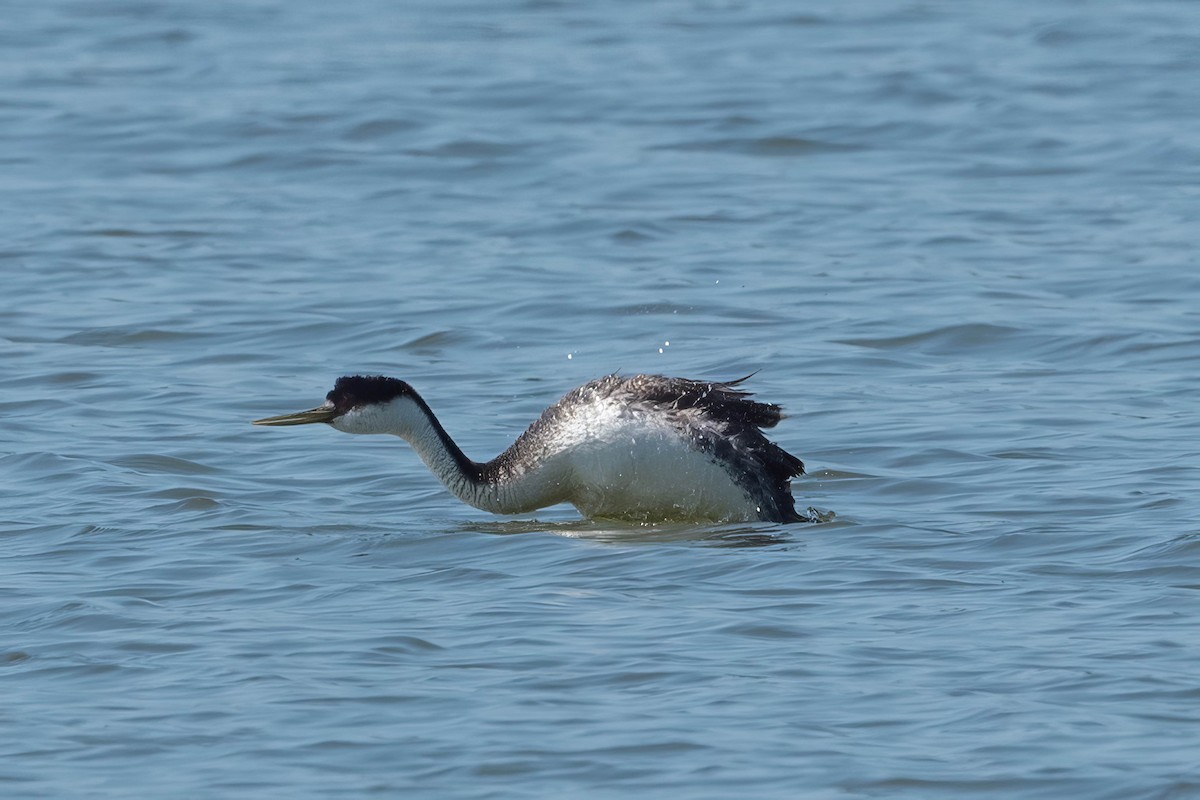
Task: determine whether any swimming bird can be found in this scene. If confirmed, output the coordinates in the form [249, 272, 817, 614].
[253, 374, 809, 523]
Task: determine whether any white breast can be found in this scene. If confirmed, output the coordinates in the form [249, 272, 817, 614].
[552, 399, 760, 522]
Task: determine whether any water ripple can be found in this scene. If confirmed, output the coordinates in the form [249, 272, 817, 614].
[3, 1, 1198, 798]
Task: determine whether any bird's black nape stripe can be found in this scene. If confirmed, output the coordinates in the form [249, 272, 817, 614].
[327, 375, 413, 414]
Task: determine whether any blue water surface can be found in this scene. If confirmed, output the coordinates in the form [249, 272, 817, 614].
[3, 1, 1199, 798]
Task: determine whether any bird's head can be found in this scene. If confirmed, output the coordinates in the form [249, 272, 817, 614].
[253, 375, 419, 435]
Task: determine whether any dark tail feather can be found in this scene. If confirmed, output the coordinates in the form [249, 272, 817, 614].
[691, 377, 786, 429]
[766, 442, 805, 478]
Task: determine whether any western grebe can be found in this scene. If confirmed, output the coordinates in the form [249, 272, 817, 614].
[253, 374, 809, 523]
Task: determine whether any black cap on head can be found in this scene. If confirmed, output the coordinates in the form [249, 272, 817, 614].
[327, 375, 413, 414]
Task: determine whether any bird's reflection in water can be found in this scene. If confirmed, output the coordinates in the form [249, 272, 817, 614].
[459, 511, 832, 548]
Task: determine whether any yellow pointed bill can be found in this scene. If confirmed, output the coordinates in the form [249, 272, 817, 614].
[252, 405, 338, 426]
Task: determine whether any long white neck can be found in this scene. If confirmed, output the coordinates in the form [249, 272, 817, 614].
[331, 394, 565, 515]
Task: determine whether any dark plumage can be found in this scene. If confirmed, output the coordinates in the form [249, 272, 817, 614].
[327, 375, 412, 414]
